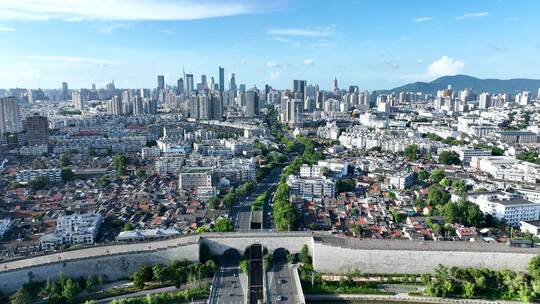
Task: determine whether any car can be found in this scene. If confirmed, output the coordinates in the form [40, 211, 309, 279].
[277, 295, 283, 301]
[280, 279, 287, 284]
[233, 273, 237, 277]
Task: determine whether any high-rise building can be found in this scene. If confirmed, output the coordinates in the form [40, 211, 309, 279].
[211, 93, 223, 120]
[479, 93, 492, 109]
[24, 113, 48, 146]
[107, 96, 123, 116]
[72, 91, 83, 111]
[219, 67, 225, 93]
[186, 74, 194, 96]
[177, 77, 184, 95]
[293, 80, 307, 99]
[133, 96, 143, 115]
[157, 75, 165, 91]
[244, 90, 259, 117]
[229, 73, 237, 93]
[287, 98, 303, 125]
[61, 82, 69, 101]
[537, 88, 540, 100]
[0, 97, 23, 137]
[332, 78, 338, 93]
[144, 98, 158, 114]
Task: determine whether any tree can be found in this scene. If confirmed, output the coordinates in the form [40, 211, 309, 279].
[59, 154, 71, 167]
[9, 288, 32, 304]
[439, 178, 450, 187]
[404, 144, 418, 161]
[133, 265, 153, 289]
[152, 264, 168, 283]
[239, 259, 249, 274]
[62, 279, 80, 304]
[223, 192, 235, 209]
[113, 154, 129, 176]
[298, 245, 311, 264]
[417, 170, 429, 182]
[438, 151, 461, 165]
[30, 176, 50, 191]
[529, 255, 540, 279]
[123, 221, 135, 231]
[61, 167, 74, 182]
[134, 169, 146, 179]
[427, 184, 450, 206]
[213, 218, 233, 232]
[208, 197, 219, 210]
[430, 169, 445, 183]
[336, 178, 356, 193]
[462, 281, 476, 298]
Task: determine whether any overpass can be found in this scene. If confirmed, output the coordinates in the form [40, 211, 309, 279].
[1, 231, 539, 293]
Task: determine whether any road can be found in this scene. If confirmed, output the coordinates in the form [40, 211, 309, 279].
[248, 244, 264, 304]
[267, 250, 301, 304]
[93, 281, 208, 304]
[232, 167, 282, 231]
[209, 266, 244, 304]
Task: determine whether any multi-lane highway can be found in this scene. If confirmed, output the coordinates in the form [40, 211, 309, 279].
[267, 250, 302, 304]
[209, 266, 244, 304]
[232, 167, 282, 231]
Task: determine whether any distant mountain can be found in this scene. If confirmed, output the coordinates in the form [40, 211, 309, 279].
[387, 75, 540, 95]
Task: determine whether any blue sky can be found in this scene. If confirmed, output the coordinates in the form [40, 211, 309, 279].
[0, 0, 539, 90]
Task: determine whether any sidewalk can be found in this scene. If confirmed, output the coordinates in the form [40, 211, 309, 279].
[305, 293, 524, 304]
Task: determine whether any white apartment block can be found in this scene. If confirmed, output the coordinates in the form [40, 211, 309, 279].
[155, 156, 185, 174]
[17, 168, 62, 183]
[471, 156, 540, 183]
[40, 213, 102, 250]
[142, 146, 161, 159]
[417, 124, 461, 139]
[389, 172, 416, 190]
[452, 146, 492, 164]
[287, 175, 335, 201]
[464, 192, 540, 226]
[178, 170, 212, 190]
[317, 160, 349, 178]
[300, 164, 322, 178]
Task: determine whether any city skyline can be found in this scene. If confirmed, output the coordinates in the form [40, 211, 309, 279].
[1, 0, 540, 90]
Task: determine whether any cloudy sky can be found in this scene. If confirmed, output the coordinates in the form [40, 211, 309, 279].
[0, 0, 539, 90]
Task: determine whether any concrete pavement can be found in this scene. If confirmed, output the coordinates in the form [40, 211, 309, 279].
[209, 266, 244, 304]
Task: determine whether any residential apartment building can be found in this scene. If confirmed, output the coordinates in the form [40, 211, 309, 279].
[40, 213, 102, 250]
[17, 168, 62, 183]
[287, 175, 335, 201]
[463, 192, 540, 226]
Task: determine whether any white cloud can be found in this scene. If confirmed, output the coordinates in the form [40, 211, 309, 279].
[303, 59, 315, 66]
[411, 17, 433, 22]
[93, 24, 129, 34]
[268, 27, 334, 37]
[269, 71, 281, 80]
[0, 24, 16, 31]
[28, 55, 126, 65]
[0, 0, 262, 21]
[428, 56, 464, 77]
[455, 12, 489, 20]
[266, 61, 281, 68]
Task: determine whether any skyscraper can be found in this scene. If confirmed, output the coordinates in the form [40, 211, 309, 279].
[107, 96, 123, 116]
[229, 73, 237, 92]
[332, 77, 338, 93]
[177, 77, 184, 95]
[0, 97, 23, 137]
[133, 96, 144, 116]
[72, 91, 83, 111]
[219, 67, 225, 93]
[61, 82, 69, 101]
[200, 75, 207, 89]
[157, 75, 165, 91]
[24, 113, 48, 146]
[293, 80, 307, 99]
[186, 74, 194, 96]
[244, 89, 259, 117]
